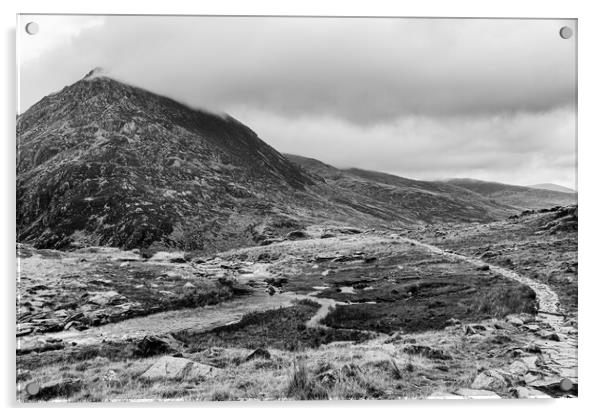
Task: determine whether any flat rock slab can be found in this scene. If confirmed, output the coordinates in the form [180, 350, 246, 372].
[140, 356, 219, 381]
[427, 391, 464, 400]
[455, 388, 501, 399]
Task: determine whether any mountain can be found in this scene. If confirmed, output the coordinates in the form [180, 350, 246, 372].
[17, 71, 564, 252]
[444, 178, 577, 210]
[286, 155, 515, 224]
[17, 71, 317, 250]
[528, 183, 576, 193]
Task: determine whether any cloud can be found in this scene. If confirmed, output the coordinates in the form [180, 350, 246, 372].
[232, 105, 576, 187]
[18, 15, 577, 187]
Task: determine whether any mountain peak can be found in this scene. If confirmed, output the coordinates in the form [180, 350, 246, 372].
[83, 67, 108, 80]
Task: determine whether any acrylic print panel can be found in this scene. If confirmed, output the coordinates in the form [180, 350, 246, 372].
[16, 15, 577, 402]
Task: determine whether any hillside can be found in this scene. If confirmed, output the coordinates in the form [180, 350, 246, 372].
[444, 178, 577, 210]
[528, 183, 576, 193]
[287, 155, 515, 224]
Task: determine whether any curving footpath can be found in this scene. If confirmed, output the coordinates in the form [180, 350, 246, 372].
[399, 236, 577, 388]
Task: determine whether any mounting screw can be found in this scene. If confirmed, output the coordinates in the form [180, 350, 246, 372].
[559, 26, 573, 39]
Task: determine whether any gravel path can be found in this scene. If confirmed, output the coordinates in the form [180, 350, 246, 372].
[399, 236, 577, 386]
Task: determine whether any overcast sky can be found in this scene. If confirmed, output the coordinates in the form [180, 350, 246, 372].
[18, 15, 577, 188]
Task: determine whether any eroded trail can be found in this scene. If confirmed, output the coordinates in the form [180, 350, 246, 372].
[398, 236, 577, 385]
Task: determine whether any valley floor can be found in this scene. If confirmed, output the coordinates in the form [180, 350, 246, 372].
[16, 209, 578, 402]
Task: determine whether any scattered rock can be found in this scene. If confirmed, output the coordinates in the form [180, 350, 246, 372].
[464, 324, 486, 335]
[507, 360, 529, 375]
[476, 265, 490, 271]
[17, 326, 34, 337]
[333, 254, 363, 262]
[470, 370, 507, 390]
[245, 348, 271, 362]
[86, 291, 127, 306]
[489, 334, 512, 344]
[510, 386, 551, 399]
[264, 277, 288, 287]
[364, 256, 377, 264]
[140, 356, 219, 381]
[445, 318, 461, 327]
[320, 233, 336, 239]
[522, 355, 541, 371]
[34, 378, 83, 400]
[135, 335, 180, 357]
[183, 282, 196, 290]
[169, 257, 187, 263]
[523, 324, 540, 332]
[507, 316, 524, 326]
[528, 378, 577, 396]
[539, 331, 561, 341]
[403, 345, 452, 360]
[315, 255, 335, 263]
[523, 343, 542, 354]
[286, 230, 308, 240]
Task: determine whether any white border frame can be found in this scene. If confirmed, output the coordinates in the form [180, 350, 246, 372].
[2, 1, 599, 415]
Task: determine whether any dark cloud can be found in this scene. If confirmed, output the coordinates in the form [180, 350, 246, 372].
[18, 16, 577, 187]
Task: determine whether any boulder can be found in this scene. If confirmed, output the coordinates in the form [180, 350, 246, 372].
[507, 316, 524, 326]
[523, 343, 542, 354]
[523, 324, 540, 332]
[86, 291, 127, 306]
[470, 370, 507, 390]
[286, 230, 308, 240]
[17, 325, 34, 337]
[140, 356, 219, 381]
[539, 331, 561, 341]
[34, 378, 83, 400]
[507, 360, 529, 375]
[364, 256, 378, 264]
[135, 335, 181, 357]
[245, 348, 271, 362]
[315, 255, 335, 263]
[522, 355, 540, 371]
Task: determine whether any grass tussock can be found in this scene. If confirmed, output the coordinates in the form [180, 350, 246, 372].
[471, 284, 537, 317]
[286, 361, 329, 400]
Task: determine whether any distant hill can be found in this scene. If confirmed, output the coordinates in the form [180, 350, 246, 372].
[444, 178, 577, 210]
[528, 183, 576, 193]
[287, 155, 515, 224]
